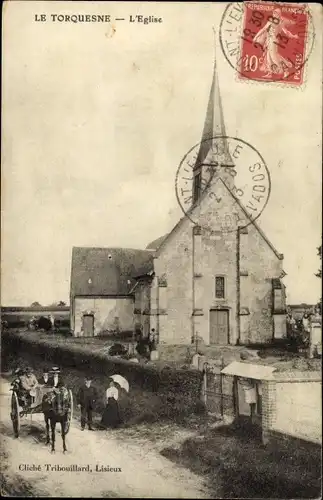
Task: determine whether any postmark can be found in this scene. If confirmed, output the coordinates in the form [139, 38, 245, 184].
[175, 136, 271, 233]
[220, 2, 315, 85]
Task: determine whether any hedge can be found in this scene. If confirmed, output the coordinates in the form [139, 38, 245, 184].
[1, 331, 204, 418]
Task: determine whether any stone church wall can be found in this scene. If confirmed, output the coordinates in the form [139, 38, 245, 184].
[240, 224, 284, 343]
[154, 217, 193, 344]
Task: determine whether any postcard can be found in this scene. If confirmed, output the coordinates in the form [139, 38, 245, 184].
[1, 1, 322, 498]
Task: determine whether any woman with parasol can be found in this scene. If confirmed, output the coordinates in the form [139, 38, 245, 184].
[101, 375, 128, 429]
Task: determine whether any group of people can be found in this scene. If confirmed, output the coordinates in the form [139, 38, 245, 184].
[76, 377, 121, 431]
[286, 309, 315, 336]
[13, 366, 62, 406]
[13, 366, 123, 431]
[286, 307, 322, 356]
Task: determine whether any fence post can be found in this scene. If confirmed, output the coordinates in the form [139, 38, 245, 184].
[202, 362, 208, 406]
[220, 356, 224, 418]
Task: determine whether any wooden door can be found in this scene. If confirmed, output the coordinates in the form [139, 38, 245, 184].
[83, 314, 94, 337]
[209, 309, 229, 344]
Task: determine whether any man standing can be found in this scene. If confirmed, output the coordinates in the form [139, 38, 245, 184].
[302, 312, 311, 349]
[148, 329, 159, 361]
[77, 376, 97, 431]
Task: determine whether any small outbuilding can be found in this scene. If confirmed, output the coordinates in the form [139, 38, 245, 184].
[221, 361, 321, 446]
[221, 361, 276, 430]
[70, 247, 153, 337]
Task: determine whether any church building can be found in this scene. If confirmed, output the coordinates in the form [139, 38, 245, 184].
[70, 53, 287, 345]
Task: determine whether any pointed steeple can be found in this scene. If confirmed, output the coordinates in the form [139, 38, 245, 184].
[193, 31, 234, 204]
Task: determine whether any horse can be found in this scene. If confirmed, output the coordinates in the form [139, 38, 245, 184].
[42, 383, 71, 453]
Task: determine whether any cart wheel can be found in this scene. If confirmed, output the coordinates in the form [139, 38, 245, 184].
[10, 392, 20, 438]
[64, 389, 73, 435]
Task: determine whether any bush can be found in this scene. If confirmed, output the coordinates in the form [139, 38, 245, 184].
[54, 318, 70, 330]
[108, 343, 128, 356]
[3, 317, 27, 329]
[37, 316, 52, 331]
[193, 399, 207, 415]
[2, 331, 204, 418]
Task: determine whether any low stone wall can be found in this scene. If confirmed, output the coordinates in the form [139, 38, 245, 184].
[157, 343, 247, 365]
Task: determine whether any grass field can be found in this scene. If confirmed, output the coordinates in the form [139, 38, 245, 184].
[161, 422, 322, 498]
[4, 328, 321, 373]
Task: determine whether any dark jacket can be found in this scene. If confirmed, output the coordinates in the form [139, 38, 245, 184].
[37, 375, 53, 387]
[77, 385, 97, 408]
[136, 338, 149, 357]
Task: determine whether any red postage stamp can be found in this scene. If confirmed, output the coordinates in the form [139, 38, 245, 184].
[238, 2, 310, 85]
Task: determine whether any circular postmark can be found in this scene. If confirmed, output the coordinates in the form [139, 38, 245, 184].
[219, 2, 315, 85]
[175, 136, 271, 233]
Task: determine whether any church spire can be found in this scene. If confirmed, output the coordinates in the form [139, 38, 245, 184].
[193, 30, 234, 203]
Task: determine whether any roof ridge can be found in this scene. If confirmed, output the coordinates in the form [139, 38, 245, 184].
[146, 233, 170, 250]
[211, 179, 283, 260]
[154, 177, 282, 260]
[72, 246, 151, 252]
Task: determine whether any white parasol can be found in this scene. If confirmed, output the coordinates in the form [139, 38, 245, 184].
[110, 374, 129, 393]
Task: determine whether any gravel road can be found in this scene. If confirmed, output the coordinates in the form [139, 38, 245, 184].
[0, 378, 211, 498]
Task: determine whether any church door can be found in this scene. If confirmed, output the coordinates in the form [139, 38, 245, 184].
[83, 314, 94, 337]
[209, 309, 229, 344]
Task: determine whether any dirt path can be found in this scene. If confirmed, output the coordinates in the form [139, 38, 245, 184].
[0, 378, 211, 498]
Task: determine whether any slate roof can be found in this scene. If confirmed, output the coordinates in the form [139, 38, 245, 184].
[71, 247, 154, 297]
[146, 234, 169, 250]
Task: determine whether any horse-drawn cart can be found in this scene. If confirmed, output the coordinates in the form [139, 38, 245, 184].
[10, 381, 73, 440]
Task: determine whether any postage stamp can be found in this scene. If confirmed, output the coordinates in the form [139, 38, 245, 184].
[220, 2, 315, 85]
[175, 136, 271, 233]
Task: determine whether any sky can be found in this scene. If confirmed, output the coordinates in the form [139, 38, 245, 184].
[1, 1, 322, 306]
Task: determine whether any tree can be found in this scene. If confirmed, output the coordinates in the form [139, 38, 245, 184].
[30, 301, 42, 307]
[315, 245, 322, 279]
[315, 244, 322, 314]
[48, 301, 67, 307]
